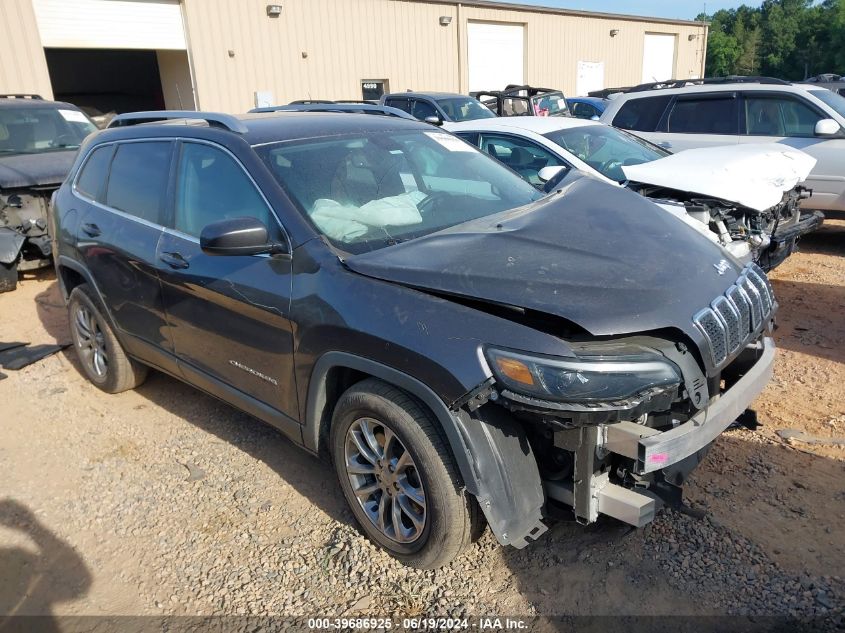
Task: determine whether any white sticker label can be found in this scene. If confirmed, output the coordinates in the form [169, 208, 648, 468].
[425, 131, 474, 152]
[58, 109, 89, 123]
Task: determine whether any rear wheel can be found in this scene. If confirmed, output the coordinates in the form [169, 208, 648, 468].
[0, 262, 17, 293]
[68, 284, 147, 393]
[330, 378, 478, 568]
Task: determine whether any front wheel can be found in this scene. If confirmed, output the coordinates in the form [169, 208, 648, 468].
[68, 284, 147, 393]
[330, 378, 479, 568]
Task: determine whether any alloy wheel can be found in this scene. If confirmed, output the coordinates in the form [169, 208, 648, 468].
[73, 304, 108, 379]
[344, 417, 426, 543]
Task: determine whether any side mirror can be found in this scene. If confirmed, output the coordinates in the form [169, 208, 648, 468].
[815, 118, 841, 136]
[200, 217, 285, 256]
[538, 165, 566, 183]
[424, 115, 443, 126]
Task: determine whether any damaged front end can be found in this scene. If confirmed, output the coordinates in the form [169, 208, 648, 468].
[0, 188, 53, 272]
[632, 182, 822, 271]
[469, 262, 776, 533]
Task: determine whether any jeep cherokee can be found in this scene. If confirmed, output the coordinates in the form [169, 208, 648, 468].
[51, 110, 776, 568]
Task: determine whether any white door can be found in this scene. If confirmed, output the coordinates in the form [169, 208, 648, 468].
[467, 22, 524, 93]
[576, 61, 605, 97]
[33, 0, 186, 49]
[642, 33, 676, 84]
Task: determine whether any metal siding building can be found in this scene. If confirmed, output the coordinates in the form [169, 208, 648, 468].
[0, 0, 707, 113]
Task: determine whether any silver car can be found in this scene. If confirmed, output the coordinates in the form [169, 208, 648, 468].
[600, 78, 845, 213]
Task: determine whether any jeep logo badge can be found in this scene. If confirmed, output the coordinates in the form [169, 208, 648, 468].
[713, 259, 731, 275]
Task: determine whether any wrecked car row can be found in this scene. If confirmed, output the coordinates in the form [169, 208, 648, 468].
[0, 95, 98, 292]
[49, 108, 782, 568]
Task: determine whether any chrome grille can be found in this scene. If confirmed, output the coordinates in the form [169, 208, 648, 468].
[712, 296, 741, 352]
[694, 308, 728, 365]
[726, 285, 751, 336]
[693, 263, 775, 368]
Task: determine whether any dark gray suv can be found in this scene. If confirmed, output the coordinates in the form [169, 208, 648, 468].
[51, 110, 776, 568]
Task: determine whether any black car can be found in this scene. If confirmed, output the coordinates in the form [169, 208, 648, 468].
[380, 91, 496, 123]
[0, 95, 97, 291]
[51, 110, 776, 568]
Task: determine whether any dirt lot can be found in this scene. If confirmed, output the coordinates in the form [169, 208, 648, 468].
[1, 219, 844, 628]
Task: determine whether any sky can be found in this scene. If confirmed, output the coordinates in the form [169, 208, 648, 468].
[502, 1, 762, 21]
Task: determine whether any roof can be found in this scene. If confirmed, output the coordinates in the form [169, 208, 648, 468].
[99, 111, 428, 146]
[0, 98, 83, 110]
[446, 116, 597, 134]
[384, 91, 471, 100]
[613, 81, 819, 100]
[398, 0, 709, 28]
[566, 96, 607, 105]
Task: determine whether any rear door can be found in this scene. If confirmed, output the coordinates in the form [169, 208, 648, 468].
[156, 140, 299, 429]
[651, 92, 741, 152]
[74, 140, 174, 366]
[738, 91, 845, 211]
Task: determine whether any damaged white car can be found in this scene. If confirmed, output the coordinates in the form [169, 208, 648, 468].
[446, 117, 822, 270]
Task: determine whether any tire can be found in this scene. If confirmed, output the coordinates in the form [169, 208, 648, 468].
[68, 284, 147, 393]
[0, 261, 17, 293]
[330, 378, 480, 568]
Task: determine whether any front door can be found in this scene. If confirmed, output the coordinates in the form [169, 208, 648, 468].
[156, 141, 298, 426]
[738, 92, 845, 211]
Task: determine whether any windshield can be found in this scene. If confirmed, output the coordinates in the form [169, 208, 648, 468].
[436, 97, 496, 121]
[809, 89, 845, 119]
[531, 92, 569, 117]
[257, 129, 542, 254]
[543, 125, 668, 182]
[0, 106, 97, 155]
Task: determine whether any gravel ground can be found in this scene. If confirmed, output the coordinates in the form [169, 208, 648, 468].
[1, 219, 844, 629]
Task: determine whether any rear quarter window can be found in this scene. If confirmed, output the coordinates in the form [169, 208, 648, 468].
[75, 144, 114, 201]
[612, 95, 671, 131]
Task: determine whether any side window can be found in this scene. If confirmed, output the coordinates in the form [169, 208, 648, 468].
[612, 95, 671, 131]
[384, 98, 411, 114]
[75, 144, 114, 201]
[479, 134, 568, 187]
[666, 96, 739, 135]
[571, 103, 597, 119]
[744, 95, 822, 137]
[411, 99, 438, 120]
[105, 142, 171, 223]
[174, 142, 275, 238]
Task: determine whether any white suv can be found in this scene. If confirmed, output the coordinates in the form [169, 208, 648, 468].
[600, 78, 845, 212]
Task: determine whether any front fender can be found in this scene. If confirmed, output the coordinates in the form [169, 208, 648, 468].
[0, 228, 24, 265]
[305, 352, 547, 548]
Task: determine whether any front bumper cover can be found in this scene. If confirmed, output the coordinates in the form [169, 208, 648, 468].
[636, 336, 775, 473]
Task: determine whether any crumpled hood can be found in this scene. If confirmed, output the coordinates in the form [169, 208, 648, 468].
[622, 143, 816, 212]
[346, 177, 741, 338]
[0, 151, 77, 189]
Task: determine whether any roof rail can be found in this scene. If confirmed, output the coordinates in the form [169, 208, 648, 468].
[625, 75, 791, 93]
[106, 111, 249, 134]
[248, 103, 417, 121]
[0, 94, 43, 100]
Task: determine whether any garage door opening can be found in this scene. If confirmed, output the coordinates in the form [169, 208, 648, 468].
[44, 48, 194, 118]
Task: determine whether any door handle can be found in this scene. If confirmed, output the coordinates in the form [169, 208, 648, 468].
[81, 222, 101, 237]
[159, 251, 190, 270]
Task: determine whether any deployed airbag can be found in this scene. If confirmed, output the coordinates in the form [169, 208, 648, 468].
[310, 191, 426, 241]
[622, 143, 816, 211]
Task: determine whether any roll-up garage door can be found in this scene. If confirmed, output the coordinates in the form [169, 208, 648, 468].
[33, 0, 186, 50]
[641, 33, 676, 84]
[467, 22, 524, 93]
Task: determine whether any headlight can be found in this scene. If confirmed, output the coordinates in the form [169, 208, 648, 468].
[486, 346, 681, 403]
